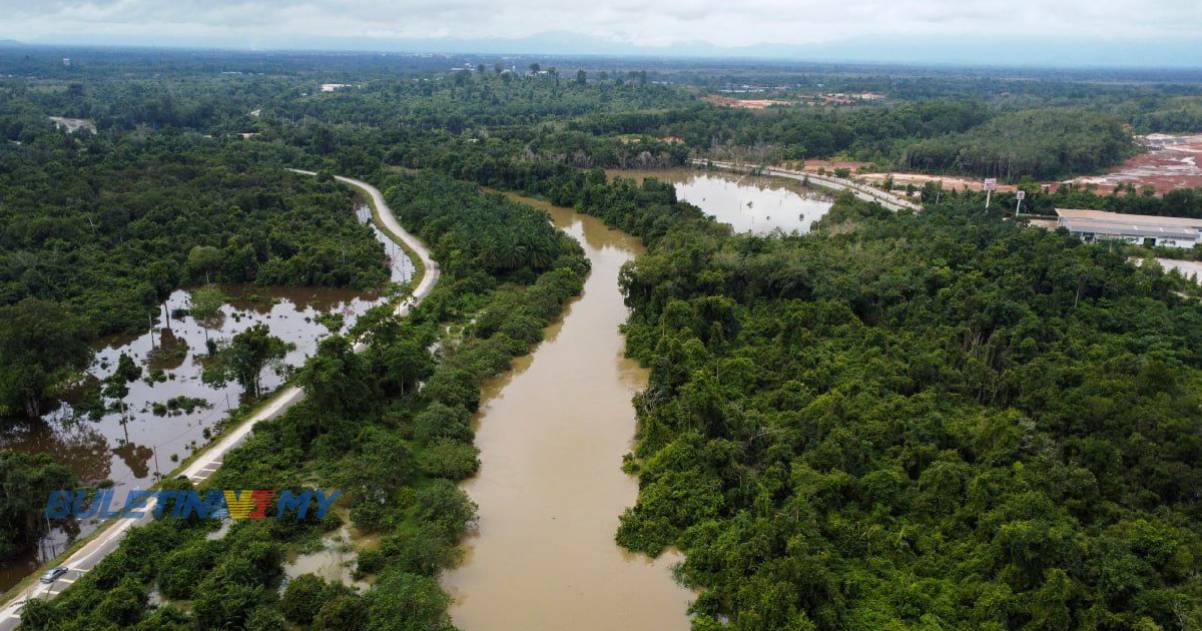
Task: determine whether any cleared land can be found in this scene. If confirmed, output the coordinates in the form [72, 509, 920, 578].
[1066, 134, 1202, 193]
[701, 95, 796, 109]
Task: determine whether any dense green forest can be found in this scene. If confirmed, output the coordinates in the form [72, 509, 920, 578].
[537, 180, 1202, 629]
[9, 48, 1202, 183]
[6, 48, 1202, 631]
[379, 122, 1202, 625]
[348, 133, 1202, 626]
[902, 109, 1135, 180]
[570, 101, 993, 164]
[18, 172, 591, 630]
[0, 121, 393, 419]
[1130, 98, 1202, 134]
[0, 131, 387, 336]
[0, 451, 76, 560]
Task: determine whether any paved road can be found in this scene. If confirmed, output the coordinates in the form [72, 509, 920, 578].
[0, 172, 438, 631]
[693, 159, 923, 212]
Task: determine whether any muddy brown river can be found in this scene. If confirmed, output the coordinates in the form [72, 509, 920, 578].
[442, 194, 692, 630]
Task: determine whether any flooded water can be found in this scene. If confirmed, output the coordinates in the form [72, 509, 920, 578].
[610, 168, 833, 234]
[1156, 258, 1202, 283]
[442, 194, 692, 630]
[283, 522, 374, 591]
[0, 202, 413, 592]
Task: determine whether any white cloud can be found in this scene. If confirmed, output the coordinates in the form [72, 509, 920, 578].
[0, 0, 1199, 50]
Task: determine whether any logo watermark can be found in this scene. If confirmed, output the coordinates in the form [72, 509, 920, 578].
[44, 488, 341, 521]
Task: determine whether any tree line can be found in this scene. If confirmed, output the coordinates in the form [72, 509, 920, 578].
[0, 121, 391, 421]
[552, 175, 1202, 629]
[19, 171, 591, 631]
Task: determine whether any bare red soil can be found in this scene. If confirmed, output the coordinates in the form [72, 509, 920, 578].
[1066, 134, 1202, 194]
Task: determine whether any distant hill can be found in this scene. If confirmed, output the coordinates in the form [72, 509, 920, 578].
[0, 39, 25, 47]
[231, 31, 1202, 68]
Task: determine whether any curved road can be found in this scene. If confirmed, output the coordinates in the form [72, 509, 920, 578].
[0, 172, 438, 631]
[693, 159, 922, 212]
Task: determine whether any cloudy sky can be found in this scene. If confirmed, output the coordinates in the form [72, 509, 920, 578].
[2, 0, 1201, 65]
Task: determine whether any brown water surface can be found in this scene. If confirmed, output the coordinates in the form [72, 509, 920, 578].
[442, 194, 691, 630]
[610, 168, 833, 234]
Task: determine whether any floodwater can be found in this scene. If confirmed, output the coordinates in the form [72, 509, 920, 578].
[442, 194, 692, 631]
[1155, 258, 1202, 283]
[0, 201, 413, 592]
[610, 168, 833, 234]
[283, 522, 374, 591]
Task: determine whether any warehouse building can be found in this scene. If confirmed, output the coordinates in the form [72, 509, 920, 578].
[1055, 208, 1202, 248]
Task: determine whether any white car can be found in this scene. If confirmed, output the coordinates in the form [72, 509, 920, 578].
[38, 567, 68, 584]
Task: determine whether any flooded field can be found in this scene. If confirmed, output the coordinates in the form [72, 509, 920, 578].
[0, 201, 413, 592]
[283, 521, 374, 591]
[609, 168, 833, 234]
[442, 194, 692, 630]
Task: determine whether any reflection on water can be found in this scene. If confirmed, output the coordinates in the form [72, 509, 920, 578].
[283, 523, 373, 591]
[610, 168, 834, 234]
[0, 202, 413, 592]
[442, 193, 691, 631]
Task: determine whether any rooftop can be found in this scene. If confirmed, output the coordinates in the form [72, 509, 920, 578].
[1056, 208, 1202, 229]
[1055, 208, 1201, 241]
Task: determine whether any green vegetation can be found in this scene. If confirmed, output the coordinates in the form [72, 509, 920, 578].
[544, 182, 1202, 629]
[9, 47, 1202, 631]
[0, 451, 77, 560]
[0, 298, 93, 418]
[0, 115, 393, 423]
[993, 183, 1202, 220]
[565, 100, 1143, 180]
[202, 324, 293, 398]
[0, 133, 388, 339]
[1131, 98, 1202, 134]
[572, 100, 991, 165]
[903, 109, 1134, 180]
[21, 172, 589, 630]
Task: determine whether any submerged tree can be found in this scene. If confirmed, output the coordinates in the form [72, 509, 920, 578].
[203, 324, 291, 398]
[104, 352, 142, 439]
[188, 285, 227, 342]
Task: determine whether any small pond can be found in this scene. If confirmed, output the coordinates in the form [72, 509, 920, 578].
[609, 168, 834, 235]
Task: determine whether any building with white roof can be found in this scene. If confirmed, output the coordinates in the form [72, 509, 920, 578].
[1055, 208, 1202, 248]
